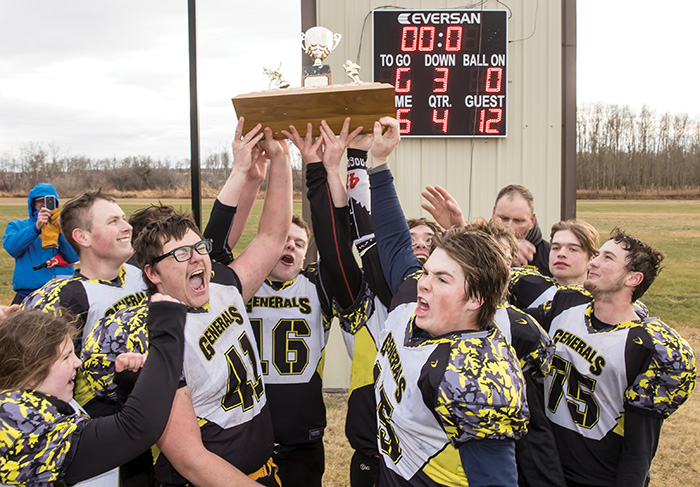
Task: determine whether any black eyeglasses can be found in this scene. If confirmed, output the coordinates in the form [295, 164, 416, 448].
[153, 239, 212, 264]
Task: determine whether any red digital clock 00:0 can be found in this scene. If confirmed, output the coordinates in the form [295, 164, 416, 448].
[372, 9, 508, 137]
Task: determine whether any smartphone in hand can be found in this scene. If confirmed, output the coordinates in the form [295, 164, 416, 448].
[44, 195, 56, 211]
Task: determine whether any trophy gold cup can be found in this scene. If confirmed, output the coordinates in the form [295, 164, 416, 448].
[232, 26, 395, 139]
[300, 26, 341, 86]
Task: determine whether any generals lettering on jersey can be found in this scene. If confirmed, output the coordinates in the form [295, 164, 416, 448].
[246, 295, 312, 314]
[199, 305, 245, 360]
[103, 291, 148, 317]
[379, 331, 407, 402]
[552, 328, 606, 376]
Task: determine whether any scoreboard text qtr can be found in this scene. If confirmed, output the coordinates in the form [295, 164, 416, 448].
[372, 10, 508, 137]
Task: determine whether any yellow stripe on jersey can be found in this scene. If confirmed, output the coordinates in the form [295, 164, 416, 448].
[350, 326, 379, 393]
[421, 443, 469, 486]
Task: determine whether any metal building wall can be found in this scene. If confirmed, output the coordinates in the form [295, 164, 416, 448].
[314, 0, 562, 225]
[315, 0, 565, 389]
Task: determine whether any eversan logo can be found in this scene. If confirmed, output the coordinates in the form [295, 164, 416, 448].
[397, 11, 482, 25]
[397, 13, 411, 25]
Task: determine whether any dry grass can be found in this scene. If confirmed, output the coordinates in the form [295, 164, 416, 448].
[577, 188, 700, 200]
[323, 392, 351, 487]
[648, 323, 700, 485]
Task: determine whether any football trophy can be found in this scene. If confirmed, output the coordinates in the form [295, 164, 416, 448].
[232, 25, 394, 138]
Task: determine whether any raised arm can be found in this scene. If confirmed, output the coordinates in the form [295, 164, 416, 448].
[226, 149, 267, 251]
[204, 118, 265, 265]
[231, 127, 292, 302]
[318, 119, 363, 206]
[367, 117, 421, 294]
[346, 132, 393, 307]
[284, 119, 363, 310]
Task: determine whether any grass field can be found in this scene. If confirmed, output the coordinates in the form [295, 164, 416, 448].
[0, 199, 292, 302]
[1, 199, 698, 485]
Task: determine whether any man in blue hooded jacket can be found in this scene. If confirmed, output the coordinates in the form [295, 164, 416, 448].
[3, 183, 79, 304]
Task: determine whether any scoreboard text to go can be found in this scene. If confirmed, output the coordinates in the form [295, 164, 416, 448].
[372, 10, 508, 137]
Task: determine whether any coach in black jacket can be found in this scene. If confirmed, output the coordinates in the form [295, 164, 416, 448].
[492, 184, 552, 276]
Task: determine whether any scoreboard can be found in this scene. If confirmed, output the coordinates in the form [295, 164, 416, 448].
[372, 10, 508, 137]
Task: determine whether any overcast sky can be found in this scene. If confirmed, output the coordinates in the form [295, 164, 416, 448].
[577, 1, 700, 118]
[0, 0, 302, 162]
[1, 0, 697, 161]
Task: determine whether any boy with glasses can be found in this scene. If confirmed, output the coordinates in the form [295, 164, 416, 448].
[82, 120, 291, 487]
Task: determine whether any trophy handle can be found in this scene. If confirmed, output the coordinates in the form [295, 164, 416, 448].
[332, 33, 342, 51]
[299, 32, 307, 51]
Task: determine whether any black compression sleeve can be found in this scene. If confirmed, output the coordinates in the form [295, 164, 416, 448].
[368, 166, 421, 294]
[359, 244, 393, 309]
[515, 373, 566, 486]
[203, 199, 237, 265]
[614, 408, 663, 487]
[306, 162, 362, 310]
[63, 300, 186, 483]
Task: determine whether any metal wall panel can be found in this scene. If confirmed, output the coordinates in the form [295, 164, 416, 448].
[315, 0, 564, 389]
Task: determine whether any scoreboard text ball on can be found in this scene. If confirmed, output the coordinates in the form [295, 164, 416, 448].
[372, 10, 508, 137]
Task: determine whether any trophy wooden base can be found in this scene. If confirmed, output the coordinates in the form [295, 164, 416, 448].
[232, 82, 396, 139]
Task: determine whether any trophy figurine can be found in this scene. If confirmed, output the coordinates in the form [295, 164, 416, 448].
[300, 26, 342, 87]
[262, 64, 290, 90]
[343, 60, 362, 84]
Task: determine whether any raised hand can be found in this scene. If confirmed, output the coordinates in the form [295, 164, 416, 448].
[248, 145, 269, 185]
[231, 117, 263, 175]
[348, 132, 373, 152]
[282, 123, 323, 165]
[319, 118, 363, 173]
[421, 185, 466, 229]
[513, 240, 536, 268]
[259, 126, 289, 161]
[370, 116, 400, 166]
[35, 207, 51, 230]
